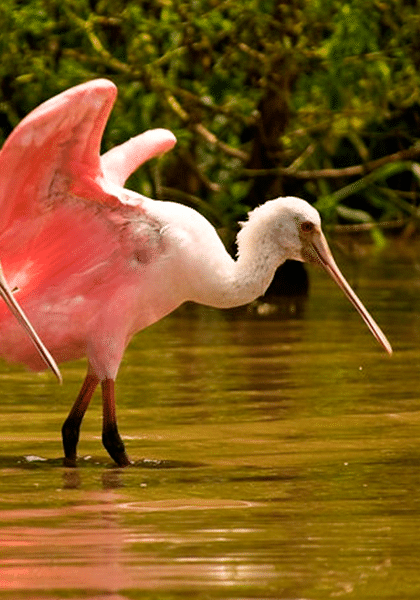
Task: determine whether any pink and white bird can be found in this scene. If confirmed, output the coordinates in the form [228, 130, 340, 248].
[0, 79, 392, 466]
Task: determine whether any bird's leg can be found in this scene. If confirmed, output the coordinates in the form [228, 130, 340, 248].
[101, 378, 132, 467]
[62, 373, 99, 467]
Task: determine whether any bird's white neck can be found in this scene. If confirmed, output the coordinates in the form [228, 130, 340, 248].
[183, 213, 288, 309]
[143, 198, 290, 310]
[204, 230, 286, 309]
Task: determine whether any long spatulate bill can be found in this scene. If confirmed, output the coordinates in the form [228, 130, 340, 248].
[311, 232, 392, 355]
[0, 262, 62, 382]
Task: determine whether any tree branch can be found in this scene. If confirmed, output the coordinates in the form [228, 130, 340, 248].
[241, 143, 420, 179]
[164, 92, 249, 160]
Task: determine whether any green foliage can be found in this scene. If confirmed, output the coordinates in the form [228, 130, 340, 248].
[1, 0, 420, 236]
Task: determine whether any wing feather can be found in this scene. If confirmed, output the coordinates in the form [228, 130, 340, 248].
[0, 79, 119, 232]
[101, 128, 176, 186]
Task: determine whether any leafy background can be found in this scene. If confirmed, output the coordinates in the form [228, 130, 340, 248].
[1, 0, 420, 243]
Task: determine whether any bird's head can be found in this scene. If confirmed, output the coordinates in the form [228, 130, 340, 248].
[240, 197, 392, 355]
[239, 196, 326, 264]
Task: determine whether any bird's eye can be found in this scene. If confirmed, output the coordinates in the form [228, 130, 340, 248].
[300, 221, 315, 234]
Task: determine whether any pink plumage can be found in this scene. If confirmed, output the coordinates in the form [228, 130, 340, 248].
[0, 79, 391, 466]
[0, 80, 177, 376]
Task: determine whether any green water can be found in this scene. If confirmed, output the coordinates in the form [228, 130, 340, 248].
[1, 239, 420, 599]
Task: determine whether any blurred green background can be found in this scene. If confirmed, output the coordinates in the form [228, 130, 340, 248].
[1, 0, 420, 241]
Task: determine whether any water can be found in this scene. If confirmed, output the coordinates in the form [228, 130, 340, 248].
[1, 237, 420, 599]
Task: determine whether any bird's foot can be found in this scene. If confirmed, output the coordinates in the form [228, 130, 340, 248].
[63, 456, 78, 468]
[61, 420, 81, 468]
[102, 425, 132, 467]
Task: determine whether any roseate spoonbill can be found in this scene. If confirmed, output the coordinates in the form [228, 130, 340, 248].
[0, 79, 392, 467]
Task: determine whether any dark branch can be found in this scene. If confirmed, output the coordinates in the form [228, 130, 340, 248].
[241, 144, 420, 179]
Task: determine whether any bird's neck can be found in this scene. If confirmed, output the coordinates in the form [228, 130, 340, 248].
[193, 234, 286, 310]
[143, 198, 288, 310]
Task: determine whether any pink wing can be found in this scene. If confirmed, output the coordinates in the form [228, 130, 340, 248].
[101, 128, 177, 187]
[0, 79, 176, 233]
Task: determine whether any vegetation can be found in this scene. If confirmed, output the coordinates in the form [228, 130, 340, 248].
[1, 0, 420, 239]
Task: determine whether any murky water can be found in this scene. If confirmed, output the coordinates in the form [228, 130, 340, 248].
[1, 237, 420, 599]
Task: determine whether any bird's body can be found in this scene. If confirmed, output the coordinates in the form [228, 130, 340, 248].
[0, 192, 183, 378]
[0, 179, 301, 379]
[0, 79, 392, 466]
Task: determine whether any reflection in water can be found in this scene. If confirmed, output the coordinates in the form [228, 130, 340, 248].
[0, 482, 266, 595]
[1, 241, 420, 598]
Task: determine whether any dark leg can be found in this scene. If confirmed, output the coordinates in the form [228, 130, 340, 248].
[62, 373, 99, 467]
[101, 378, 132, 467]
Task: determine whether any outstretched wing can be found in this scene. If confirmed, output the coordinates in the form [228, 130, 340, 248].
[0, 79, 177, 375]
[0, 79, 119, 232]
[0, 78, 177, 234]
[101, 128, 177, 187]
